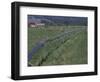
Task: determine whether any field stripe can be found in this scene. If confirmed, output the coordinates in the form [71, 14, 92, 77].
[28, 28, 85, 64]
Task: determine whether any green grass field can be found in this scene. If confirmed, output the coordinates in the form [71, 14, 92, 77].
[28, 25, 87, 66]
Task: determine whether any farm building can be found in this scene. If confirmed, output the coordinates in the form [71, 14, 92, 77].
[28, 22, 45, 27]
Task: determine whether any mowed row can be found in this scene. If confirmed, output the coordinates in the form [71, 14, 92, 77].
[28, 26, 87, 66]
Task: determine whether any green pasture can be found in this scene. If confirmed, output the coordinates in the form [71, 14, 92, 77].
[28, 25, 87, 66]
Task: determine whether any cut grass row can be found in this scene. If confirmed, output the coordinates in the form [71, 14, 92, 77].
[41, 30, 87, 65]
[29, 28, 87, 66]
[28, 26, 87, 66]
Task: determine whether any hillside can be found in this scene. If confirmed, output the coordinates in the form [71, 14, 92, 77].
[28, 15, 87, 26]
